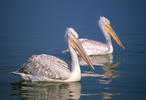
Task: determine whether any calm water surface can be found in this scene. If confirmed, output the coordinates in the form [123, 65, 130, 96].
[1, 0, 146, 100]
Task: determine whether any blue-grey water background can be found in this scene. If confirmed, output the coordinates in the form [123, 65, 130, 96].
[1, 0, 146, 100]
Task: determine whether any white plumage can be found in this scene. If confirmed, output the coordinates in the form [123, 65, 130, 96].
[13, 54, 71, 81]
[12, 28, 94, 82]
[79, 38, 112, 55]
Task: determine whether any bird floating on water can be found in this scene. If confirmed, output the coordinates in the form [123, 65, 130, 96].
[12, 28, 95, 82]
[63, 17, 125, 55]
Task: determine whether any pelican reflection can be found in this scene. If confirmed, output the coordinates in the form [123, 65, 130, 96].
[98, 56, 124, 100]
[78, 54, 122, 78]
[98, 59, 121, 84]
[11, 81, 81, 100]
[79, 54, 124, 100]
[78, 54, 113, 66]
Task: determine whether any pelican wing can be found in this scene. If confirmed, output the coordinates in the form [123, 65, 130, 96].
[16, 54, 71, 81]
[80, 38, 109, 55]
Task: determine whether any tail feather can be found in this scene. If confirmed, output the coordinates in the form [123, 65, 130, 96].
[12, 71, 31, 80]
[11, 71, 21, 76]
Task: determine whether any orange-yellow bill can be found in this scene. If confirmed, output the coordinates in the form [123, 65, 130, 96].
[70, 37, 95, 70]
[105, 24, 125, 49]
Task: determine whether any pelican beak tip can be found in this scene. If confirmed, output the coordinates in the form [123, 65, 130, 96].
[91, 65, 95, 70]
[121, 45, 125, 50]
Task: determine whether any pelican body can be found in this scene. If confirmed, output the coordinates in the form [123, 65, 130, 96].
[63, 17, 125, 55]
[12, 28, 94, 82]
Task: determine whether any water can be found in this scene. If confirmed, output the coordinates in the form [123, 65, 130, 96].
[1, 0, 146, 100]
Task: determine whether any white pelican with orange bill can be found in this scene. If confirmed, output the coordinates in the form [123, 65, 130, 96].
[63, 17, 125, 55]
[12, 28, 94, 82]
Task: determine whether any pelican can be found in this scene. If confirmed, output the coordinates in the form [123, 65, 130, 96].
[12, 28, 94, 82]
[63, 17, 125, 55]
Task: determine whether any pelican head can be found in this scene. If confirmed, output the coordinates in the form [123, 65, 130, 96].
[65, 28, 78, 39]
[66, 27, 95, 70]
[99, 16, 111, 26]
[99, 16, 125, 49]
